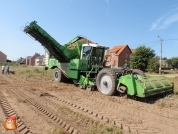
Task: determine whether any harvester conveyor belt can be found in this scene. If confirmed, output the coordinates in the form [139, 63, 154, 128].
[24, 21, 69, 62]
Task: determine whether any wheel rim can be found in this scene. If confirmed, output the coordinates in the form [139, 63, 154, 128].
[55, 71, 59, 79]
[99, 74, 112, 94]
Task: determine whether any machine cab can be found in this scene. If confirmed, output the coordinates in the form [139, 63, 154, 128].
[80, 44, 109, 67]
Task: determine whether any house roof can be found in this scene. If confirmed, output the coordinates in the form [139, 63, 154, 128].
[36, 55, 45, 59]
[0, 51, 6, 56]
[131, 49, 136, 53]
[109, 44, 131, 55]
[26, 56, 32, 59]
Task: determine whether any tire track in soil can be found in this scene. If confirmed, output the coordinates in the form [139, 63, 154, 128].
[8, 88, 82, 134]
[47, 90, 178, 134]
[4, 79, 177, 133]
[0, 90, 32, 134]
[26, 90, 163, 134]
[15, 81, 178, 118]
[3, 76, 178, 133]
[18, 79, 178, 119]
[58, 89, 178, 119]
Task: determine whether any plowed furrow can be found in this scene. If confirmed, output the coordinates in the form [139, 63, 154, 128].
[9, 89, 81, 134]
[45, 91, 178, 133]
[35, 92, 164, 134]
[0, 91, 32, 134]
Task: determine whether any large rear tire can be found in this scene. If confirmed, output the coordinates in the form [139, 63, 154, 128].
[96, 69, 117, 96]
[132, 69, 145, 77]
[53, 68, 66, 82]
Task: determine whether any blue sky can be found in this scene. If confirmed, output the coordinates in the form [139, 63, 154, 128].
[0, 0, 178, 61]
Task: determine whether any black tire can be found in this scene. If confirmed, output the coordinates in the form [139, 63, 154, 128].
[132, 69, 145, 77]
[96, 69, 117, 96]
[53, 68, 66, 82]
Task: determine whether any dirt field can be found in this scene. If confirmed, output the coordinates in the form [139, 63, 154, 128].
[0, 65, 178, 134]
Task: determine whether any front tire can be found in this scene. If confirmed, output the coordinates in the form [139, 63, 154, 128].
[96, 69, 117, 96]
[53, 68, 66, 82]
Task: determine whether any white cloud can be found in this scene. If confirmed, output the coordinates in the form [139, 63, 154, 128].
[150, 16, 164, 31]
[150, 9, 178, 31]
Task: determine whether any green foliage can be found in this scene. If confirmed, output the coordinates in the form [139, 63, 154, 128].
[147, 57, 159, 73]
[129, 45, 155, 71]
[166, 57, 178, 68]
[0, 62, 19, 66]
[171, 57, 178, 68]
[89, 122, 123, 134]
[33, 68, 41, 73]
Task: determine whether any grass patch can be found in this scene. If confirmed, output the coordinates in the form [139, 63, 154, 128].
[50, 127, 67, 134]
[57, 106, 123, 134]
[59, 106, 72, 115]
[9, 65, 52, 77]
[16, 98, 26, 103]
[89, 122, 123, 134]
[29, 86, 37, 91]
[33, 68, 41, 73]
[159, 102, 165, 108]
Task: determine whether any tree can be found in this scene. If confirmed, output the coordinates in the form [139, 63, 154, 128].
[166, 57, 178, 69]
[171, 57, 178, 68]
[129, 45, 155, 71]
[147, 57, 159, 73]
[166, 59, 172, 65]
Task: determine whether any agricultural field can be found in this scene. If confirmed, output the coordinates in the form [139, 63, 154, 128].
[1, 65, 178, 134]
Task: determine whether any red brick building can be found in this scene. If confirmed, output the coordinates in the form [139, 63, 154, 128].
[0, 51, 7, 62]
[26, 53, 40, 65]
[105, 45, 133, 68]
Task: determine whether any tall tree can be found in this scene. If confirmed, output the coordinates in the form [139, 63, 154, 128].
[172, 57, 178, 68]
[147, 57, 159, 73]
[129, 45, 155, 71]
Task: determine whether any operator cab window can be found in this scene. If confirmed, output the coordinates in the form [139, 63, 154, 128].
[82, 46, 92, 60]
[91, 48, 104, 65]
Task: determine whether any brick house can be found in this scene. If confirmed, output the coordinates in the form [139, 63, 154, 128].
[35, 55, 45, 66]
[104, 45, 132, 68]
[26, 53, 40, 65]
[0, 51, 7, 62]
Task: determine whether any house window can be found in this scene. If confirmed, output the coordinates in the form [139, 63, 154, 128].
[126, 54, 128, 58]
[110, 53, 115, 57]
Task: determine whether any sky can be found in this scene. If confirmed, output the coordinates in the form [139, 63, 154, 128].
[0, 0, 178, 61]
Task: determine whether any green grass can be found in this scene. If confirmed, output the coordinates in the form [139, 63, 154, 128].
[57, 106, 124, 134]
[16, 98, 26, 103]
[88, 122, 123, 134]
[50, 127, 67, 134]
[9, 65, 53, 77]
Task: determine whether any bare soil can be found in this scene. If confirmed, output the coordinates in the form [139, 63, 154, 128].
[1, 66, 178, 134]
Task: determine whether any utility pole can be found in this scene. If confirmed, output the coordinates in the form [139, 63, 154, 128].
[158, 36, 162, 74]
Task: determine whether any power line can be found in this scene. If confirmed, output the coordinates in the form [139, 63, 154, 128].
[162, 39, 178, 41]
[130, 40, 160, 47]
[130, 38, 178, 48]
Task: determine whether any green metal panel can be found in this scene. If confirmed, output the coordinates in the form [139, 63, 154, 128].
[24, 21, 84, 63]
[69, 70, 78, 79]
[70, 59, 88, 70]
[136, 76, 174, 97]
[48, 58, 59, 69]
[118, 75, 137, 95]
[118, 75, 174, 98]
[78, 75, 95, 88]
[58, 63, 70, 77]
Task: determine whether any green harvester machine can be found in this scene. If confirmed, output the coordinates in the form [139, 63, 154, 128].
[23, 21, 174, 98]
